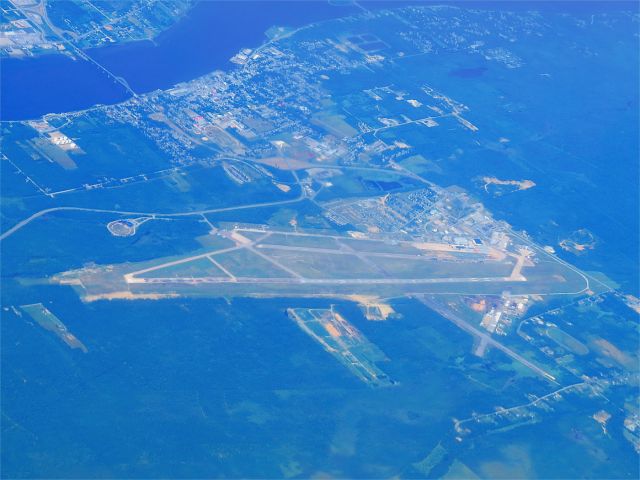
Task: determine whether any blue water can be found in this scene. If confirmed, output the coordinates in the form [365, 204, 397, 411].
[89, 1, 362, 93]
[0, 54, 131, 120]
[2, 4, 639, 478]
[2, 1, 635, 121]
[1, 1, 359, 121]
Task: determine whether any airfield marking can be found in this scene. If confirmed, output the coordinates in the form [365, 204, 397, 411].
[114, 226, 593, 298]
[206, 256, 236, 282]
[255, 242, 495, 262]
[130, 276, 527, 285]
[123, 245, 245, 283]
[122, 229, 521, 286]
[246, 246, 305, 280]
[334, 238, 392, 278]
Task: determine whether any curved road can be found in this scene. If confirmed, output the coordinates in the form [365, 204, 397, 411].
[0, 195, 305, 242]
[0, 163, 421, 242]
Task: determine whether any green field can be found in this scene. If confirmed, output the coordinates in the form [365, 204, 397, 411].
[214, 249, 294, 278]
[143, 257, 226, 279]
[546, 326, 589, 356]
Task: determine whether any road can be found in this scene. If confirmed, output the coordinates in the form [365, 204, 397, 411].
[510, 230, 612, 294]
[455, 381, 586, 429]
[0, 195, 305, 242]
[12, 0, 136, 97]
[417, 296, 558, 384]
[0, 156, 427, 242]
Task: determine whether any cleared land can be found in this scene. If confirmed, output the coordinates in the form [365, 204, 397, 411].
[55, 226, 590, 301]
[288, 307, 393, 387]
[20, 303, 88, 353]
